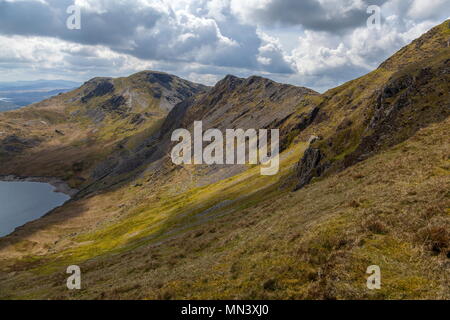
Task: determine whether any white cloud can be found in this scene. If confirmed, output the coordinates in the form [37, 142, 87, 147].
[407, 0, 450, 21]
[281, 1, 450, 90]
[0, 0, 448, 90]
[0, 35, 155, 81]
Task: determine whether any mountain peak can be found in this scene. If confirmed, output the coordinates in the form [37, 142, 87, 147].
[214, 74, 244, 91]
[294, 19, 450, 191]
[83, 77, 113, 85]
[223, 74, 241, 80]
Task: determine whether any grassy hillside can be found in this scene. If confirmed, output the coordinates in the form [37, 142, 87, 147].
[293, 21, 450, 189]
[0, 117, 447, 300]
[0, 21, 448, 300]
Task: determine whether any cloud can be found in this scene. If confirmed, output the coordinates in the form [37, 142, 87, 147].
[0, 0, 448, 91]
[0, 0, 294, 74]
[230, 0, 389, 33]
[0, 34, 156, 81]
[407, 0, 450, 21]
[284, 14, 448, 92]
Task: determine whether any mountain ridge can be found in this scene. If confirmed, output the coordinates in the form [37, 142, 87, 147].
[0, 70, 209, 187]
[294, 21, 450, 190]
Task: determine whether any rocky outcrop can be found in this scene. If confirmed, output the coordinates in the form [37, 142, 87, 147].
[294, 22, 450, 190]
[81, 78, 115, 103]
[295, 107, 320, 132]
[86, 75, 318, 191]
[131, 71, 209, 112]
[294, 146, 326, 190]
[70, 71, 209, 123]
[0, 134, 40, 154]
[100, 95, 127, 116]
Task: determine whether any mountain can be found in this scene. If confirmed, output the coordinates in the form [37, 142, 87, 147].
[82, 74, 317, 195]
[0, 71, 208, 185]
[293, 21, 450, 189]
[0, 21, 449, 300]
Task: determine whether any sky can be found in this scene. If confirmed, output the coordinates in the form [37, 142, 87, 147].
[0, 0, 449, 92]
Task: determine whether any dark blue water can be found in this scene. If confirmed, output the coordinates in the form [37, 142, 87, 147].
[0, 181, 70, 237]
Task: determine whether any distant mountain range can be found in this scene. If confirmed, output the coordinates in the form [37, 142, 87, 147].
[0, 80, 80, 112]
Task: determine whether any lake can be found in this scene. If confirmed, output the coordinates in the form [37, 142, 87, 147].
[0, 181, 70, 237]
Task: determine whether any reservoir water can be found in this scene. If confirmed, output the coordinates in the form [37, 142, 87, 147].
[0, 181, 70, 237]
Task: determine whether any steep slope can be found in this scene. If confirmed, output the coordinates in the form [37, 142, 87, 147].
[0, 71, 207, 187]
[2, 117, 448, 299]
[0, 80, 80, 110]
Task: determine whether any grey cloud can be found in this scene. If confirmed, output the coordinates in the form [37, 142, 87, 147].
[0, 0, 295, 74]
[0, 0, 446, 92]
[0, 0, 161, 48]
[246, 0, 389, 33]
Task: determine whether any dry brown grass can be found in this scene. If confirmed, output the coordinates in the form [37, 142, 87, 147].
[0, 116, 448, 300]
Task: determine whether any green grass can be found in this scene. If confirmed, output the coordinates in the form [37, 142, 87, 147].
[0, 21, 449, 300]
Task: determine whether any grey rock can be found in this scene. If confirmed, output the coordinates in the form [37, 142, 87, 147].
[294, 147, 325, 191]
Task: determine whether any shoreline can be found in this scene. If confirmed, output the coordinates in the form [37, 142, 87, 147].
[0, 175, 78, 197]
